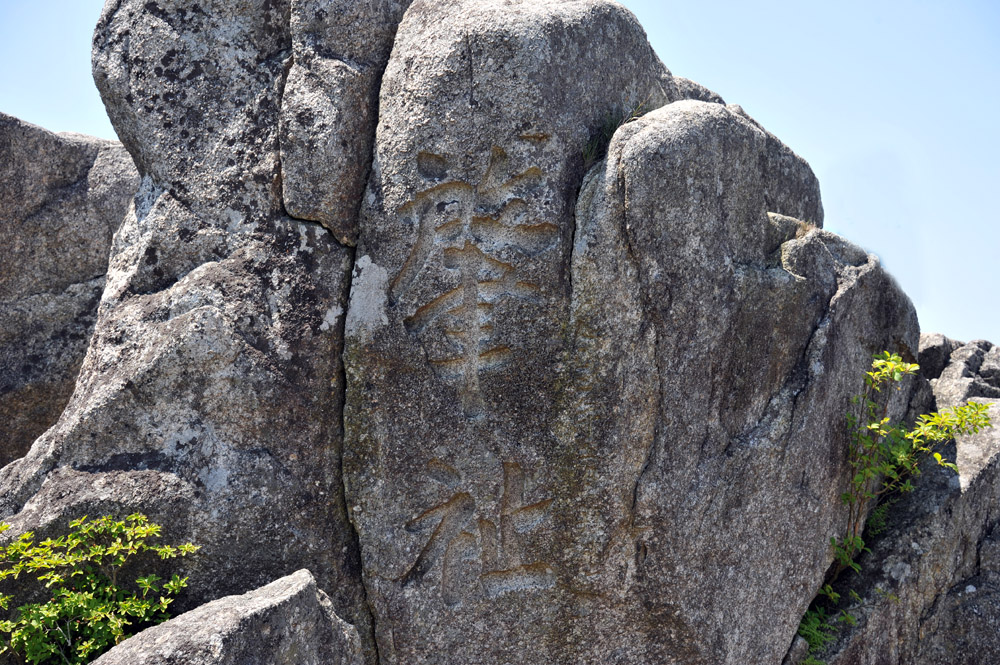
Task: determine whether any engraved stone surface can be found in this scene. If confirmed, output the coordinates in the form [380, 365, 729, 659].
[390, 147, 557, 418]
[343, 1, 699, 662]
[5, 1, 989, 663]
[400, 459, 555, 606]
[0, 113, 138, 466]
[338, 0, 911, 661]
[347, 64, 917, 660]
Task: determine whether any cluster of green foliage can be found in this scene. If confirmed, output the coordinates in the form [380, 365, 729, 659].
[797, 351, 993, 663]
[832, 352, 991, 578]
[862, 497, 897, 538]
[0, 514, 198, 665]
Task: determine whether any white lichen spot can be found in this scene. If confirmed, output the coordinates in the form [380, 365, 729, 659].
[199, 464, 230, 494]
[886, 559, 911, 582]
[320, 304, 343, 332]
[297, 224, 314, 254]
[345, 255, 389, 342]
[224, 208, 246, 232]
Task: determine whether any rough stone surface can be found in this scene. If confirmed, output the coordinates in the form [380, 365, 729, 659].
[1, 0, 371, 658]
[914, 531, 1000, 665]
[91, 0, 289, 222]
[782, 635, 810, 665]
[550, 101, 912, 665]
[673, 75, 726, 104]
[92, 570, 364, 665]
[344, 8, 914, 653]
[934, 339, 1000, 409]
[344, 2, 719, 662]
[279, 0, 414, 244]
[818, 338, 1000, 665]
[0, 113, 138, 466]
[917, 332, 962, 380]
[6, 1, 989, 663]
[905, 333, 964, 420]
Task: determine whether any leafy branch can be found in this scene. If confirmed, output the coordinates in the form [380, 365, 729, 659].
[797, 351, 993, 663]
[833, 352, 991, 579]
[0, 514, 198, 664]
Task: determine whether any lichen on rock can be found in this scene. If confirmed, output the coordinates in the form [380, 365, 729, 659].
[1, 1, 998, 665]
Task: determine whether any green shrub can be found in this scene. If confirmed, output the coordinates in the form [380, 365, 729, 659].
[0, 514, 198, 664]
[798, 606, 837, 656]
[796, 350, 993, 663]
[863, 497, 897, 538]
[833, 351, 991, 578]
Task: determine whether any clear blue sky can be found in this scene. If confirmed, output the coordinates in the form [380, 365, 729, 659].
[1, 0, 997, 344]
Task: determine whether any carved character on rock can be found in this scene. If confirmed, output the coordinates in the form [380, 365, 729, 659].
[390, 147, 559, 418]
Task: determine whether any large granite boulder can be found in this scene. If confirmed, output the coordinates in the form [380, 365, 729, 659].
[816, 336, 1000, 665]
[343, 0, 705, 661]
[1, 0, 371, 657]
[557, 101, 915, 665]
[342, 0, 916, 659]
[93, 570, 364, 665]
[0, 113, 138, 467]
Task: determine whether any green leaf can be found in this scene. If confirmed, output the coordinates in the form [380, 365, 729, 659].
[0, 514, 198, 665]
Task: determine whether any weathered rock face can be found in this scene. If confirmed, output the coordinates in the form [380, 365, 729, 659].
[1, 0, 371, 657]
[6, 1, 982, 664]
[818, 335, 1000, 665]
[915, 526, 1000, 665]
[555, 101, 916, 665]
[343, 1, 707, 661]
[342, 0, 915, 657]
[280, 0, 414, 244]
[0, 113, 138, 466]
[91, 0, 290, 223]
[93, 570, 365, 665]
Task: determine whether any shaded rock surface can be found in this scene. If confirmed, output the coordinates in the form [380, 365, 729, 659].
[93, 570, 364, 665]
[1, 0, 371, 658]
[0, 113, 138, 466]
[915, 526, 1000, 665]
[816, 335, 1000, 665]
[342, 0, 913, 656]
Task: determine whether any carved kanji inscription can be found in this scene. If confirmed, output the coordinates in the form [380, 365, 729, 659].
[391, 147, 558, 418]
[401, 459, 555, 606]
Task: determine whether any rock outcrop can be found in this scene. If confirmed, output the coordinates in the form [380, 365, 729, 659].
[342, 0, 914, 659]
[1, 1, 995, 664]
[0, 113, 138, 466]
[2, 0, 371, 656]
[93, 570, 365, 665]
[814, 335, 1000, 665]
